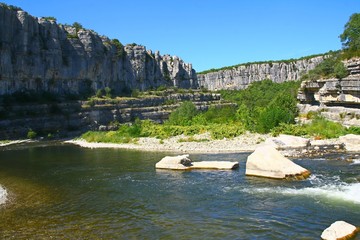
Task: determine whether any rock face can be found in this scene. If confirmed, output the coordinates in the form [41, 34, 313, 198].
[155, 155, 239, 170]
[297, 58, 360, 126]
[0, 92, 226, 139]
[0, 6, 197, 96]
[245, 145, 310, 179]
[321, 221, 358, 240]
[197, 56, 324, 90]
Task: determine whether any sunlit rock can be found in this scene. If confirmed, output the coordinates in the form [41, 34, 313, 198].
[321, 221, 358, 240]
[155, 154, 192, 170]
[155, 155, 239, 170]
[245, 145, 310, 179]
[339, 134, 360, 152]
[190, 161, 239, 170]
[264, 134, 310, 149]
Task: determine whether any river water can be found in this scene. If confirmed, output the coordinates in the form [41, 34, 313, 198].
[0, 143, 359, 239]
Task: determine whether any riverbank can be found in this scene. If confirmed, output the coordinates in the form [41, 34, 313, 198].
[65, 132, 360, 155]
[66, 132, 269, 153]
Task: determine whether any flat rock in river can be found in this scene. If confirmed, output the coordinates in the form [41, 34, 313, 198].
[190, 161, 239, 170]
[245, 145, 310, 179]
[155, 155, 239, 170]
[155, 155, 192, 170]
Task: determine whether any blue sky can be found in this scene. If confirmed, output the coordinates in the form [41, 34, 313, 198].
[3, 0, 359, 71]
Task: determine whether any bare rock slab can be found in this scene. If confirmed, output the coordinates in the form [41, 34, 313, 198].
[321, 221, 358, 240]
[339, 134, 360, 152]
[155, 154, 192, 170]
[155, 155, 239, 170]
[264, 134, 310, 149]
[245, 145, 310, 179]
[190, 161, 239, 170]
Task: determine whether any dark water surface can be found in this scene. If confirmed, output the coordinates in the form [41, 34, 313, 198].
[0, 143, 359, 239]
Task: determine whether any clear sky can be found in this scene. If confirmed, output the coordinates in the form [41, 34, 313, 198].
[3, 0, 360, 72]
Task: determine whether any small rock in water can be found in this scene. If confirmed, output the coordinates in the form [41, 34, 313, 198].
[321, 221, 358, 240]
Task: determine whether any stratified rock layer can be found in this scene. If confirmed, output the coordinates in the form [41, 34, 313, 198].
[0, 6, 197, 96]
[297, 58, 360, 126]
[198, 56, 324, 90]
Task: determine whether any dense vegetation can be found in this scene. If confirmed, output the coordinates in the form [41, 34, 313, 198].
[81, 78, 360, 144]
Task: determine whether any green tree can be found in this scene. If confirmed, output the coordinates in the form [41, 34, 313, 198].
[72, 22, 83, 32]
[167, 101, 198, 126]
[334, 62, 348, 79]
[340, 13, 360, 51]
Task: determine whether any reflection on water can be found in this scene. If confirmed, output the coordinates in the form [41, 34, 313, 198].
[0, 143, 359, 239]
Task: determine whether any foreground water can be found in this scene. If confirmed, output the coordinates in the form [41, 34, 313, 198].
[0, 143, 359, 239]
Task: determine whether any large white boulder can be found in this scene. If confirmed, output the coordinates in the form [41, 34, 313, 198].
[245, 145, 310, 179]
[264, 134, 310, 149]
[321, 221, 358, 240]
[339, 134, 360, 152]
[155, 154, 192, 170]
[190, 161, 239, 170]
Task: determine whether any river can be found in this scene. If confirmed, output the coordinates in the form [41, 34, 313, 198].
[0, 142, 359, 239]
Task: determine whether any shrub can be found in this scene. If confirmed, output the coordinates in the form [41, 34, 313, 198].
[334, 62, 348, 79]
[167, 101, 198, 126]
[302, 117, 347, 139]
[96, 89, 103, 98]
[27, 129, 37, 139]
[105, 87, 112, 98]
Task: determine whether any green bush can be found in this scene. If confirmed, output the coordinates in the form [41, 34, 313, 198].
[96, 89, 103, 98]
[167, 101, 198, 126]
[209, 123, 245, 139]
[27, 129, 37, 139]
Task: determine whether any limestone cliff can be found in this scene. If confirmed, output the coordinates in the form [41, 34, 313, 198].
[197, 56, 325, 90]
[0, 6, 197, 96]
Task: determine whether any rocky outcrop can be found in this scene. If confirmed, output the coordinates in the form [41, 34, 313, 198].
[155, 154, 239, 170]
[297, 58, 360, 126]
[321, 221, 358, 240]
[0, 6, 197, 96]
[197, 56, 325, 90]
[0, 92, 226, 139]
[245, 145, 310, 179]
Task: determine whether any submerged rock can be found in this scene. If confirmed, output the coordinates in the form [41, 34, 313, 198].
[155, 155, 239, 170]
[321, 221, 358, 240]
[245, 145, 310, 179]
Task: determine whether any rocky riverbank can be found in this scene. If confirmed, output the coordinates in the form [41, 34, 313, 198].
[65, 133, 360, 156]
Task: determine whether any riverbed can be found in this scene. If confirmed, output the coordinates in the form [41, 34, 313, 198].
[0, 142, 359, 239]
